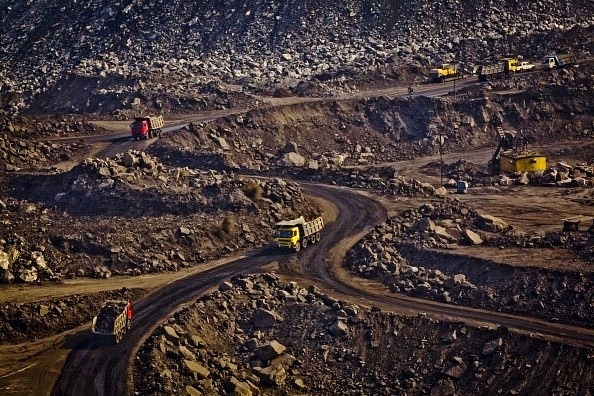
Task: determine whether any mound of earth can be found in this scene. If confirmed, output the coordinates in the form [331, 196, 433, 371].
[0, 288, 145, 344]
[345, 199, 594, 327]
[134, 273, 594, 395]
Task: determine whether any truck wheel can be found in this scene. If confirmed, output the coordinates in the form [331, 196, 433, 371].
[115, 332, 121, 344]
[310, 236, 316, 244]
[294, 243, 300, 252]
[301, 239, 308, 249]
[316, 233, 321, 242]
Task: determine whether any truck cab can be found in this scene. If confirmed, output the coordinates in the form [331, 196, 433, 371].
[501, 57, 520, 73]
[541, 54, 575, 70]
[130, 118, 150, 139]
[276, 223, 301, 250]
[130, 115, 164, 140]
[541, 56, 557, 70]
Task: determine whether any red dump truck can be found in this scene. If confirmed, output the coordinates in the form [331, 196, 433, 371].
[130, 115, 164, 140]
[92, 300, 133, 344]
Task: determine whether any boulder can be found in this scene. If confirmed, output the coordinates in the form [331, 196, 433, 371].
[250, 308, 283, 329]
[258, 364, 286, 386]
[482, 338, 503, 356]
[329, 320, 349, 336]
[464, 229, 483, 245]
[282, 152, 306, 167]
[163, 325, 180, 342]
[178, 345, 196, 361]
[183, 359, 210, 379]
[477, 214, 508, 232]
[254, 340, 287, 361]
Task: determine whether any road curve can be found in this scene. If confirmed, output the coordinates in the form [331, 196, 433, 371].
[294, 184, 594, 349]
[51, 249, 277, 396]
[52, 183, 594, 396]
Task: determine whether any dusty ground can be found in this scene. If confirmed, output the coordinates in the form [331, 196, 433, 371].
[0, 4, 593, 395]
[0, 65, 593, 395]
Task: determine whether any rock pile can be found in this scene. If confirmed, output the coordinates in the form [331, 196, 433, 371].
[435, 158, 594, 188]
[0, 136, 89, 172]
[170, 114, 458, 181]
[345, 200, 594, 327]
[134, 273, 593, 395]
[296, 166, 447, 197]
[0, 151, 320, 283]
[1, 0, 593, 113]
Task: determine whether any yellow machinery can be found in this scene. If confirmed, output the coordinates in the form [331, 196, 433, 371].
[500, 57, 520, 73]
[489, 128, 546, 174]
[499, 152, 547, 173]
[478, 57, 520, 81]
[429, 64, 459, 83]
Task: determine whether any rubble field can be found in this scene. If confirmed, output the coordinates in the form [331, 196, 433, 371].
[0, 1, 593, 394]
[134, 273, 593, 395]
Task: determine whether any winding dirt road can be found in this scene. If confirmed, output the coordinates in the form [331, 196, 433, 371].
[39, 184, 593, 395]
[4, 77, 593, 395]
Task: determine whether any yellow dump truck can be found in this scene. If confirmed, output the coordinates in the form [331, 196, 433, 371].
[477, 57, 520, 82]
[429, 64, 459, 83]
[275, 216, 324, 251]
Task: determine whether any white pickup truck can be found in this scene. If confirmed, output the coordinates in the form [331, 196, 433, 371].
[516, 61, 535, 72]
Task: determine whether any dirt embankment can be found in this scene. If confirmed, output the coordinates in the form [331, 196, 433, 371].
[155, 64, 594, 175]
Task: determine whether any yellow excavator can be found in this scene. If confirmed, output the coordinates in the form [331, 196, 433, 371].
[488, 128, 546, 174]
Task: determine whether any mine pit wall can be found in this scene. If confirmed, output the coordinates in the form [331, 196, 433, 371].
[198, 83, 594, 168]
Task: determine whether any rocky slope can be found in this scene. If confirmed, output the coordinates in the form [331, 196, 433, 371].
[143, 65, 594, 174]
[0, 2, 593, 394]
[0, 150, 320, 285]
[1, 1, 593, 114]
[345, 199, 594, 327]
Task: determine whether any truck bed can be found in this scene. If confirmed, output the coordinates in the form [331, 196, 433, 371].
[92, 300, 128, 335]
[302, 217, 324, 237]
